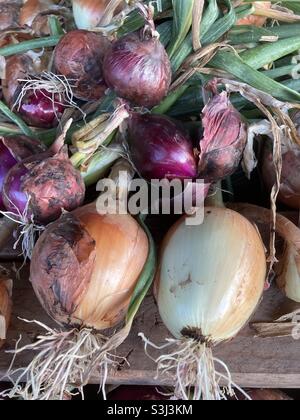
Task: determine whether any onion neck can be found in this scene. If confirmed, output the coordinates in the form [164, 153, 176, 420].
[205, 181, 225, 208]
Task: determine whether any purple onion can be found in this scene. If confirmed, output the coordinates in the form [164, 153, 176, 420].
[19, 89, 66, 129]
[128, 114, 198, 181]
[103, 31, 171, 108]
[3, 147, 85, 224]
[0, 136, 45, 210]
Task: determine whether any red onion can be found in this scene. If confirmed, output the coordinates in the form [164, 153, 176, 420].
[262, 140, 300, 209]
[18, 88, 66, 129]
[198, 91, 247, 181]
[127, 114, 198, 180]
[0, 136, 45, 210]
[103, 30, 171, 108]
[3, 146, 85, 224]
[54, 30, 109, 101]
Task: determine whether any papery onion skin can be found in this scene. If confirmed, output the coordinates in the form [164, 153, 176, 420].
[128, 114, 198, 180]
[19, 89, 66, 129]
[3, 147, 85, 223]
[198, 91, 247, 182]
[0, 136, 45, 210]
[0, 275, 13, 350]
[30, 203, 149, 329]
[155, 207, 266, 342]
[262, 140, 300, 209]
[54, 30, 109, 101]
[2, 54, 36, 108]
[103, 31, 172, 108]
[0, 3, 20, 31]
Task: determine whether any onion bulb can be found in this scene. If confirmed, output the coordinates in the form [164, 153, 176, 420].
[141, 207, 266, 400]
[128, 113, 198, 180]
[3, 145, 85, 225]
[0, 135, 45, 210]
[262, 139, 300, 209]
[103, 11, 171, 108]
[0, 272, 13, 350]
[4, 203, 151, 400]
[198, 91, 247, 182]
[54, 30, 109, 101]
[0, 3, 20, 31]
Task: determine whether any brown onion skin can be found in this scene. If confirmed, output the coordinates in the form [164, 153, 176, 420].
[0, 3, 20, 31]
[54, 30, 109, 101]
[30, 204, 149, 330]
[2, 54, 36, 107]
[1, 135, 46, 160]
[262, 141, 300, 209]
[103, 31, 172, 108]
[22, 147, 85, 223]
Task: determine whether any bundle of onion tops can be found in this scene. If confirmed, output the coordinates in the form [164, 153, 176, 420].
[2, 200, 155, 400]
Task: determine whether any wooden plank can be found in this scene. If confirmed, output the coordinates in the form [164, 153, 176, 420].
[0, 265, 300, 389]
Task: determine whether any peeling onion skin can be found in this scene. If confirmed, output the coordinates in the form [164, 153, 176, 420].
[198, 92, 247, 182]
[237, 2, 271, 27]
[262, 141, 300, 209]
[54, 30, 109, 101]
[2, 54, 36, 108]
[3, 147, 85, 224]
[103, 31, 172, 108]
[0, 136, 46, 210]
[128, 114, 198, 180]
[155, 208, 266, 342]
[30, 204, 149, 330]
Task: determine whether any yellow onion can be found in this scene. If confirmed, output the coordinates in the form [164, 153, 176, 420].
[2, 203, 152, 400]
[72, 0, 125, 30]
[0, 273, 13, 350]
[31, 203, 149, 329]
[142, 207, 266, 400]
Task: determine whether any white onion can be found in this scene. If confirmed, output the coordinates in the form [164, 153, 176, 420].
[142, 207, 266, 400]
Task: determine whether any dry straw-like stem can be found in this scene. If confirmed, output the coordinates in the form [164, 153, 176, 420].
[139, 334, 251, 401]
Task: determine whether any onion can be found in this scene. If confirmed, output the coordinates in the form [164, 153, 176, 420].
[127, 114, 198, 181]
[0, 3, 20, 31]
[72, 0, 125, 30]
[18, 88, 66, 129]
[0, 272, 13, 350]
[108, 386, 168, 401]
[141, 207, 266, 400]
[103, 11, 172, 108]
[3, 145, 85, 225]
[237, 2, 271, 27]
[0, 135, 45, 210]
[262, 140, 300, 209]
[4, 203, 151, 400]
[54, 30, 109, 101]
[19, 0, 55, 27]
[198, 91, 247, 182]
